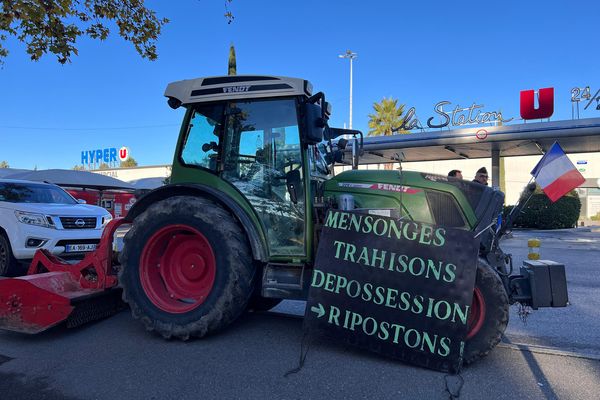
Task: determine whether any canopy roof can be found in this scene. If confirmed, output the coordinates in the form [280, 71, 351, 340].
[0, 168, 29, 178]
[350, 118, 600, 164]
[2, 169, 134, 191]
[128, 177, 165, 190]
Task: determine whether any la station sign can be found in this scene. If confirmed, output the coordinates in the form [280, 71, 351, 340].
[394, 88, 555, 132]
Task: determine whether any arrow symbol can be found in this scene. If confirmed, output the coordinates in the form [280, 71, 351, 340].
[311, 303, 325, 318]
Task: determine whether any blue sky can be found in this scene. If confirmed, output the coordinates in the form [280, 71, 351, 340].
[1, 0, 599, 169]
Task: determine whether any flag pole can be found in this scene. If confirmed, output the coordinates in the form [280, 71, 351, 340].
[499, 175, 536, 239]
[517, 177, 536, 210]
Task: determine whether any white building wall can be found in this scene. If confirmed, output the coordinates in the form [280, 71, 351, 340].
[91, 165, 171, 181]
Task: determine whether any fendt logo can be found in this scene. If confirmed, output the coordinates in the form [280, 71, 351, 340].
[520, 87, 554, 120]
[223, 85, 251, 93]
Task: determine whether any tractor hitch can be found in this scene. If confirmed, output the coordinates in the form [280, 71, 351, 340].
[509, 260, 569, 309]
[0, 218, 126, 334]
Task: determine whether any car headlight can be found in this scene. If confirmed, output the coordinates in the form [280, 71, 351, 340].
[15, 211, 50, 228]
[102, 213, 113, 226]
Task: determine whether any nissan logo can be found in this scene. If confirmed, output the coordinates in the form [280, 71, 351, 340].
[75, 219, 86, 228]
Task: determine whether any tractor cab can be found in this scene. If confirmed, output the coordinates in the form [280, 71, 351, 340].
[164, 75, 349, 262]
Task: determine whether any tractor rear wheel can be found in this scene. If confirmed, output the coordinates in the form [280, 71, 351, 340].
[463, 259, 509, 364]
[119, 196, 255, 340]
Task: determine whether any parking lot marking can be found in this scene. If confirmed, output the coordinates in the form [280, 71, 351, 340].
[498, 341, 600, 361]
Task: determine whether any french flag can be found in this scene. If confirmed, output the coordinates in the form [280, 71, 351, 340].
[531, 142, 585, 203]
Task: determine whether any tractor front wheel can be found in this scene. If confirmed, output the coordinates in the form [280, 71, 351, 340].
[119, 196, 255, 340]
[463, 259, 509, 364]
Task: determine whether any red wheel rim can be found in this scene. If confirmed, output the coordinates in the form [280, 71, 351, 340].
[467, 287, 486, 340]
[140, 225, 216, 313]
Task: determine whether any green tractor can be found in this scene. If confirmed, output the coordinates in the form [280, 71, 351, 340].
[118, 75, 562, 364]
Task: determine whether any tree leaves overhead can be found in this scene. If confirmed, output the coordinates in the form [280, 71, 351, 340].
[0, 0, 169, 64]
[367, 97, 409, 137]
[224, 0, 234, 24]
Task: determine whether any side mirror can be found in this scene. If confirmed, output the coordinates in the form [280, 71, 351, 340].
[303, 103, 325, 144]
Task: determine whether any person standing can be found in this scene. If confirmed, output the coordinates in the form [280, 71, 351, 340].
[473, 167, 489, 185]
[448, 170, 463, 179]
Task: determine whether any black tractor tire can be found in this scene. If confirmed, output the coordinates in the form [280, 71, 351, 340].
[119, 196, 256, 340]
[0, 232, 19, 277]
[247, 296, 283, 312]
[463, 259, 509, 364]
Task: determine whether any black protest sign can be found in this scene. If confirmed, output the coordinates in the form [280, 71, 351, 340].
[304, 210, 480, 373]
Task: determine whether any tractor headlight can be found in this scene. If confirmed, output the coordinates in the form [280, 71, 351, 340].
[15, 211, 50, 228]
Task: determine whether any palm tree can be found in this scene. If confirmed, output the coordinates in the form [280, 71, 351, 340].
[368, 97, 408, 136]
[368, 97, 408, 169]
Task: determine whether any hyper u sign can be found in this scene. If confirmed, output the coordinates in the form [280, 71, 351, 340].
[81, 146, 129, 166]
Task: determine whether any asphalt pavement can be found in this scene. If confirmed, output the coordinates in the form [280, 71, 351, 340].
[0, 227, 599, 399]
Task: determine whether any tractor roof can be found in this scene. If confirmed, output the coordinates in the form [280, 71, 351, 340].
[164, 75, 313, 106]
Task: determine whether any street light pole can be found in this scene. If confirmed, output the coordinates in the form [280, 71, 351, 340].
[339, 50, 357, 129]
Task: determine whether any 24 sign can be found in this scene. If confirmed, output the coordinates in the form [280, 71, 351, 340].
[571, 86, 600, 111]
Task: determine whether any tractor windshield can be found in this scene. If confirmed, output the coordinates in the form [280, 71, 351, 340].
[221, 98, 305, 257]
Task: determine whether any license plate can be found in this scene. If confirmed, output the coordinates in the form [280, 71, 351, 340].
[65, 244, 97, 253]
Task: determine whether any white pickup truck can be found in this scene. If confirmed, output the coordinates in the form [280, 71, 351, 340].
[0, 179, 113, 276]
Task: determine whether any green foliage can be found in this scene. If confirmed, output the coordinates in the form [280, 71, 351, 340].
[591, 212, 600, 221]
[98, 162, 109, 170]
[0, 160, 9, 168]
[0, 0, 169, 64]
[367, 97, 409, 136]
[120, 157, 138, 168]
[72, 164, 86, 170]
[505, 189, 581, 230]
[228, 43, 236, 75]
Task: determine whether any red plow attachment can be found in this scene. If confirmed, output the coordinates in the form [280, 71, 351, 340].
[0, 219, 127, 334]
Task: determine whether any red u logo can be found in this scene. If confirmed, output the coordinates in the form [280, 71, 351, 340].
[119, 148, 127, 159]
[520, 87, 554, 120]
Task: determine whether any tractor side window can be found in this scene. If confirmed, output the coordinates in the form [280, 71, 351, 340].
[221, 98, 305, 257]
[181, 104, 224, 171]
